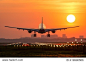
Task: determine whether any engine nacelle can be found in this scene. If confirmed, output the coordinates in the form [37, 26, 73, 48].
[28, 30, 32, 33]
[52, 30, 55, 33]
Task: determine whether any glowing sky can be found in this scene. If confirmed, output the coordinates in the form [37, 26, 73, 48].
[0, 0, 86, 39]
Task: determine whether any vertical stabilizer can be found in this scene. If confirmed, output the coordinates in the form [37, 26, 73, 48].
[42, 17, 43, 24]
[41, 17, 43, 29]
[39, 17, 46, 29]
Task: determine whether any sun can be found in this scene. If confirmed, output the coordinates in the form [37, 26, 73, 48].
[67, 14, 75, 23]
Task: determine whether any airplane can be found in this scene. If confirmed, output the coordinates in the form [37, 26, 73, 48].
[5, 17, 79, 37]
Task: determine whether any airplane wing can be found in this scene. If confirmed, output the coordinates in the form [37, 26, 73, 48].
[45, 26, 79, 32]
[5, 26, 39, 31]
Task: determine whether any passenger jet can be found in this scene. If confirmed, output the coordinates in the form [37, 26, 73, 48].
[5, 17, 79, 37]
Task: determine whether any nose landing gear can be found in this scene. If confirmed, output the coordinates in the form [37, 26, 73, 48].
[34, 34, 36, 37]
[47, 31, 50, 37]
[47, 34, 50, 37]
[34, 31, 36, 37]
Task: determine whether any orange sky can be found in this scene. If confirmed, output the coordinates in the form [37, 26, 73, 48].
[0, 0, 86, 39]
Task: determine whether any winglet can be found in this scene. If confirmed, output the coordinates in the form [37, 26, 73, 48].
[5, 26, 9, 27]
[75, 26, 79, 27]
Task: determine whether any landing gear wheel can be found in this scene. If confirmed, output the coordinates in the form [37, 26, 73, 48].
[47, 34, 50, 37]
[34, 34, 36, 37]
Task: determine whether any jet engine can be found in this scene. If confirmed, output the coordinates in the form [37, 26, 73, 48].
[28, 30, 32, 33]
[52, 30, 55, 33]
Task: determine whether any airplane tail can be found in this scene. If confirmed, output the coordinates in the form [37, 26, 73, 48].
[42, 17, 43, 24]
[41, 17, 43, 29]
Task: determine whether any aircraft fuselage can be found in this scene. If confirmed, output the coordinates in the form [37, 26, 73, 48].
[38, 29, 45, 34]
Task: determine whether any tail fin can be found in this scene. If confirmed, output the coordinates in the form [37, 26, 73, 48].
[41, 17, 43, 29]
[42, 17, 43, 24]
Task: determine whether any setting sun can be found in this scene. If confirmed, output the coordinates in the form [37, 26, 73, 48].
[67, 14, 75, 23]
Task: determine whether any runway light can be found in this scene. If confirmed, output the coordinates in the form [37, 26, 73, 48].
[81, 39, 82, 41]
[14, 45, 15, 47]
[56, 45, 58, 47]
[54, 45, 55, 47]
[17, 45, 18, 47]
[51, 45, 52, 47]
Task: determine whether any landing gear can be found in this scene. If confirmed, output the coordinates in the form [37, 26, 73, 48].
[47, 34, 50, 37]
[34, 34, 36, 37]
[34, 31, 36, 37]
[47, 31, 50, 37]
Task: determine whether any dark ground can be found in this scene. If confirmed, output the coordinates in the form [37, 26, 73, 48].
[0, 45, 86, 57]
